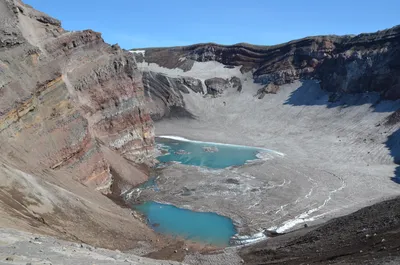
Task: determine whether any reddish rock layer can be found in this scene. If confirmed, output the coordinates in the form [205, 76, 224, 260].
[0, 0, 155, 193]
[0, 0, 160, 249]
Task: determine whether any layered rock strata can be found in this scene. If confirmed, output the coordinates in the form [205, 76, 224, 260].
[134, 25, 400, 101]
[0, 0, 159, 249]
[0, 0, 154, 192]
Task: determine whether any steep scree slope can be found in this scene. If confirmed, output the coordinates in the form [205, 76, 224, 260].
[0, 0, 160, 250]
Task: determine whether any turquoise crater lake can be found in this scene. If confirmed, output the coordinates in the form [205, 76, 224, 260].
[156, 136, 265, 169]
[132, 136, 277, 246]
[134, 201, 237, 246]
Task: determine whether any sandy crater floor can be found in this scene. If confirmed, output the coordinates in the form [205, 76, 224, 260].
[137, 71, 400, 238]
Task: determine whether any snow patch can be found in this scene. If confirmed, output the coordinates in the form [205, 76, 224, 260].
[136, 60, 244, 81]
[129, 50, 146, 56]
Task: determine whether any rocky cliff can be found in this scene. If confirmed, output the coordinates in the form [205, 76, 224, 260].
[1, 0, 154, 192]
[133, 25, 400, 118]
[0, 0, 160, 250]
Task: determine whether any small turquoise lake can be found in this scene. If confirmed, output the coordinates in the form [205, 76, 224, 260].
[156, 136, 264, 169]
[134, 201, 236, 246]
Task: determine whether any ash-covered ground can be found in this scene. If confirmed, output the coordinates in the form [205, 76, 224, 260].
[133, 61, 400, 242]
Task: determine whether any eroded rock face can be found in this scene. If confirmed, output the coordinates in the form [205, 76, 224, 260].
[317, 43, 400, 99]
[0, 0, 169, 251]
[134, 25, 400, 99]
[142, 71, 201, 120]
[205, 77, 242, 95]
[0, 0, 154, 193]
[182, 76, 203, 93]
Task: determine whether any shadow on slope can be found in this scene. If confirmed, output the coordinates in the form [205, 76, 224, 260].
[167, 106, 197, 120]
[385, 128, 400, 184]
[285, 81, 400, 184]
[284, 81, 400, 113]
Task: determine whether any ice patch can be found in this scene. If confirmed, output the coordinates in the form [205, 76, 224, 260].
[158, 135, 285, 156]
[272, 217, 314, 234]
[256, 151, 276, 160]
[230, 231, 267, 245]
[158, 135, 190, 141]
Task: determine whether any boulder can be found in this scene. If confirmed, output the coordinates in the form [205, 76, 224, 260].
[205, 77, 242, 95]
[257, 83, 280, 99]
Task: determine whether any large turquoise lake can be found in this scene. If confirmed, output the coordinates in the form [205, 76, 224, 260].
[156, 136, 264, 169]
[134, 201, 236, 246]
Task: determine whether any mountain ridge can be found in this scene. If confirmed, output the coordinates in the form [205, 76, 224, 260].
[132, 24, 400, 101]
[131, 24, 400, 51]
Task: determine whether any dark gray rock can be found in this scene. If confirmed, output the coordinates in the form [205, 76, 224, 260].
[205, 77, 242, 95]
[142, 71, 200, 120]
[183, 77, 203, 93]
[231, 76, 242, 92]
[35, 15, 61, 26]
[205, 77, 229, 95]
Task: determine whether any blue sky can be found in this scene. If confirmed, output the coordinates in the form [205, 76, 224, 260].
[25, 0, 399, 49]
